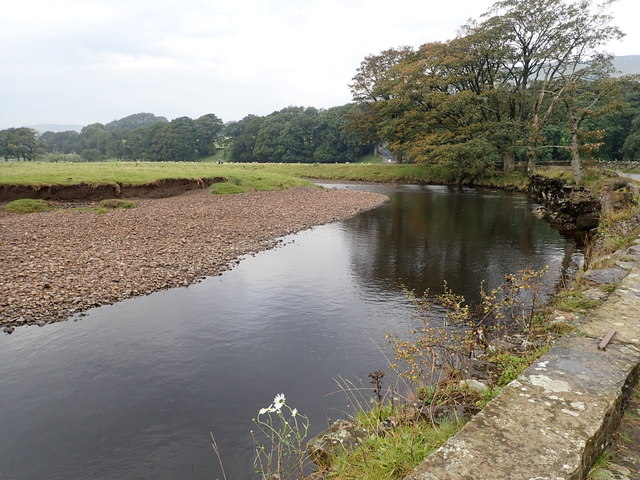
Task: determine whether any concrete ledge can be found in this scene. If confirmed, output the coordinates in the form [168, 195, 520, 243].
[405, 266, 640, 480]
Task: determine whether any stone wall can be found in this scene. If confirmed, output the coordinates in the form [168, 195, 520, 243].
[528, 174, 601, 231]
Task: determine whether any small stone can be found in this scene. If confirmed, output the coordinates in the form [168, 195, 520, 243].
[307, 419, 369, 468]
[378, 416, 399, 432]
[582, 287, 609, 302]
[615, 260, 635, 271]
[459, 379, 489, 392]
[582, 268, 627, 285]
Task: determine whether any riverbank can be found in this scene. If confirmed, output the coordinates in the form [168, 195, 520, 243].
[405, 246, 640, 480]
[0, 161, 531, 196]
[0, 187, 387, 330]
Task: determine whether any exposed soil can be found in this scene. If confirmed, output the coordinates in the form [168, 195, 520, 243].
[0, 177, 224, 201]
[0, 187, 388, 331]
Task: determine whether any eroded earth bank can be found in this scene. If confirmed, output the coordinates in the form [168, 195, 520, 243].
[0, 187, 388, 330]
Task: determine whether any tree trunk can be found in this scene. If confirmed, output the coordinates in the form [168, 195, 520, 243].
[502, 151, 515, 172]
[570, 122, 582, 184]
[527, 147, 537, 173]
[528, 91, 547, 173]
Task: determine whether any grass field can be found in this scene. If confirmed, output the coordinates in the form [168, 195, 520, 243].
[0, 160, 536, 191]
[0, 161, 440, 185]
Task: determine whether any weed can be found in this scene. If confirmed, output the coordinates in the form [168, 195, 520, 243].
[4, 198, 56, 213]
[587, 450, 614, 480]
[210, 431, 228, 480]
[490, 347, 550, 387]
[586, 191, 640, 262]
[475, 387, 502, 408]
[554, 289, 601, 312]
[617, 431, 631, 444]
[329, 416, 463, 480]
[326, 269, 550, 479]
[252, 393, 310, 480]
[368, 371, 385, 406]
[542, 320, 576, 336]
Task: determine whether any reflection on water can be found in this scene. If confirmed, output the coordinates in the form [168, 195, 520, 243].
[335, 183, 578, 301]
[0, 184, 580, 479]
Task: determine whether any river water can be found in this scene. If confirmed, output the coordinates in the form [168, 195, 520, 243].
[0, 184, 580, 479]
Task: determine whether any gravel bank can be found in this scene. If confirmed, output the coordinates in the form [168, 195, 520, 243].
[0, 187, 388, 331]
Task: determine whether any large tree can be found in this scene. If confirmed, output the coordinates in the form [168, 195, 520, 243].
[226, 105, 365, 163]
[481, 0, 623, 170]
[194, 113, 224, 157]
[39, 130, 80, 154]
[0, 128, 39, 161]
[78, 123, 114, 160]
[346, 0, 625, 178]
[560, 71, 625, 181]
[152, 117, 197, 162]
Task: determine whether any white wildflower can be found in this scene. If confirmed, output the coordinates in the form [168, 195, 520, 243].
[291, 408, 298, 417]
[273, 393, 286, 411]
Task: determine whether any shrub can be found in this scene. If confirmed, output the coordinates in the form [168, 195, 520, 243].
[4, 199, 55, 214]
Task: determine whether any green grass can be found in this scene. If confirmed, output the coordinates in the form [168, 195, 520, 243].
[0, 161, 529, 189]
[199, 148, 227, 163]
[99, 199, 135, 209]
[210, 182, 248, 195]
[354, 154, 386, 164]
[554, 289, 602, 313]
[3, 198, 56, 213]
[587, 450, 615, 480]
[491, 347, 550, 387]
[329, 416, 463, 479]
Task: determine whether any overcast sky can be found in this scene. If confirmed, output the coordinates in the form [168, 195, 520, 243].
[1, 0, 639, 130]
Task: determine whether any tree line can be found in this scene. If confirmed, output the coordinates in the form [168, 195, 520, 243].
[0, 113, 225, 162]
[0, 106, 371, 164]
[344, 0, 640, 181]
[37, 112, 224, 162]
[225, 105, 369, 163]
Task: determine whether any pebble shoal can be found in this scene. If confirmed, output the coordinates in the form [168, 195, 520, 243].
[0, 187, 388, 331]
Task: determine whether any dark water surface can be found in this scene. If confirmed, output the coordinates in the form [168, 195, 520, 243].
[0, 184, 579, 479]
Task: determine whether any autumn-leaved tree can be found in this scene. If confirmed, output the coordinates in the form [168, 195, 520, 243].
[560, 64, 626, 182]
[482, 0, 623, 170]
[346, 0, 626, 181]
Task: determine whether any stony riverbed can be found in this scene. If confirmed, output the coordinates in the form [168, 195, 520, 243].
[0, 187, 388, 331]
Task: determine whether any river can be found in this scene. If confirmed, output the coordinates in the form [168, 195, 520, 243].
[0, 184, 580, 479]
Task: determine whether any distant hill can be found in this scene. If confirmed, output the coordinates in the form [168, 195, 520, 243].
[29, 124, 83, 133]
[613, 55, 640, 75]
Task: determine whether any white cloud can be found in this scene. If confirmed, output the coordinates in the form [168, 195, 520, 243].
[1, 0, 638, 128]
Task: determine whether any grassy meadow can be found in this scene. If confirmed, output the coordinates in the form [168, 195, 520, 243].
[0, 160, 533, 191]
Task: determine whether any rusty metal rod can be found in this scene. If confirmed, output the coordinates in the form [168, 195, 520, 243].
[598, 330, 616, 351]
